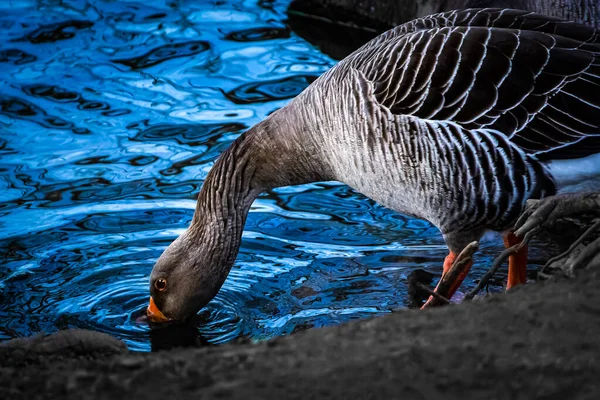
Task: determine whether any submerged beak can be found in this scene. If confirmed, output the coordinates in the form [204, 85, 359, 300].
[147, 296, 170, 323]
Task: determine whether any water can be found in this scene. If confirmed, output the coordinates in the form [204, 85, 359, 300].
[0, 0, 523, 351]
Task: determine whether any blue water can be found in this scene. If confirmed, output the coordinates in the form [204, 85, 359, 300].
[0, 0, 519, 351]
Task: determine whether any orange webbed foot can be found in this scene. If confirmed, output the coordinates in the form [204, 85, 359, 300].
[421, 251, 473, 309]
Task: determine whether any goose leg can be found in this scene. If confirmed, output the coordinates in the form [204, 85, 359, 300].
[504, 232, 528, 289]
[421, 251, 473, 308]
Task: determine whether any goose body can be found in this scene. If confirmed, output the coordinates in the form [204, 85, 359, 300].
[148, 8, 600, 321]
[288, 7, 600, 251]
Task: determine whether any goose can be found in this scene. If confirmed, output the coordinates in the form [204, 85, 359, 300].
[146, 8, 600, 322]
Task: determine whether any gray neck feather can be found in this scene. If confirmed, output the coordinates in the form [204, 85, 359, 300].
[185, 107, 331, 288]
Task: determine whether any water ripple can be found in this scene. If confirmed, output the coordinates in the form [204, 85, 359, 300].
[113, 40, 211, 69]
[226, 75, 317, 103]
[15, 20, 94, 44]
[0, 96, 91, 134]
[0, 0, 523, 351]
[0, 48, 37, 64]
[224, 26, 290, 42]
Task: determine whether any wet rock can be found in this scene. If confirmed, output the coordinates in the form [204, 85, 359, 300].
[0, 329, 127, 364]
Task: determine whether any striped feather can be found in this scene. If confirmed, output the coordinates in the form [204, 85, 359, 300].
[339, 8, 600, 161]
[297, 8, 600, 248]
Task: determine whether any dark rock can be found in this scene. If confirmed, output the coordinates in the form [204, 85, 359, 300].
[288, 0, 600, 31]
[407, 269, 435, 308]
[288, 0, 417, 32]
[0, 329, 127, 365]
[287, 0, 600, 59]
[2, 267, 600, 399]
[286, 12, 379, 60]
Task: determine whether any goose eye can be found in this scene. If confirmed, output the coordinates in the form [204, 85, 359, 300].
[155, 278, 167, 291]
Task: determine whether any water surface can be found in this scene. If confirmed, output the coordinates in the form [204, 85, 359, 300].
[0, 0, 522, 351]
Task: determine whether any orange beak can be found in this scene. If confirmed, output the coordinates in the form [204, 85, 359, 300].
[147, 296, 169, 323]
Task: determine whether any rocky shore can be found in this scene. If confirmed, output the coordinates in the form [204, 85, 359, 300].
[2, 266, 599, 399]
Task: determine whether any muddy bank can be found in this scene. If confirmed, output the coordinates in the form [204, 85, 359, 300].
[2, 266, 600, 399]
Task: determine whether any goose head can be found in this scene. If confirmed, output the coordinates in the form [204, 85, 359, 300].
[147, 224, 235, 323]
[144, 128, 260, 323]
[145, 117, 328, 323]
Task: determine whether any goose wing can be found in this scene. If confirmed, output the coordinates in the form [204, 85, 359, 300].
[338, 8, 600, 161]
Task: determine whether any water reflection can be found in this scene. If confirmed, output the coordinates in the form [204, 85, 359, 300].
[15, 19, 94, 44]
[143, 316, 211, 351]
[0, 0, 522, 351]
[224, 26, 290, 42]
[226, 75, 317, 103]
[0, 48, 37, 64]
[0, 96, 91, 134]
[113, 41, 211, 69]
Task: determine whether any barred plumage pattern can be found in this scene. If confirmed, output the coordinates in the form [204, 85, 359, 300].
[286, 8, 600, 251]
